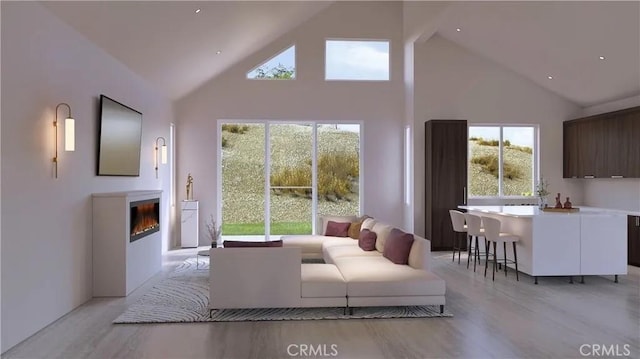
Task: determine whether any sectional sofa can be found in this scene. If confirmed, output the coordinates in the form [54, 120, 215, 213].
[209, 216, 446, 313]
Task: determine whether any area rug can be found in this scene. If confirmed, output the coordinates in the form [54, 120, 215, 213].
[113, 258, 452, 324]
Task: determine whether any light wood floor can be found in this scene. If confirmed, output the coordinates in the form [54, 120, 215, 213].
[3, 248, 639, 359]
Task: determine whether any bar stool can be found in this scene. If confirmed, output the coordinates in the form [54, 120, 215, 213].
[449, 210, 467, 264]
[481, 216, 520, 281]
[463, 213, 485, 272]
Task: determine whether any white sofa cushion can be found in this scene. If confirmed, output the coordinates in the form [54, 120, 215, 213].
[282, 235, 338, 255]
[301, 264, 346, 298]
[408, 235, 430, 270]
[371, 222, 394, 252]
[324, 242, 381, 262]
[333, 256, 446, 297]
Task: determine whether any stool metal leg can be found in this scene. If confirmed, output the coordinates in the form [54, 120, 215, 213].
[513, 242, 519, 281]
[467, 235, 473, 269]
[453, 232, 460, 263]
[484, 239, 490, 277]
[503, 242, 508, 277]
[473, 236, 479, 272]
[492, 241, 497, 281]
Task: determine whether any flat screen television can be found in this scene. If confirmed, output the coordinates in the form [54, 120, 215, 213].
[97, 95, 143, 176]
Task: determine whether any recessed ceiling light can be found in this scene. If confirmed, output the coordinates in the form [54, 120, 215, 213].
[599, 56, 606, 60]
[547, 76, 553, 80]
[456, 28, 462, 32]
[216, 50, 222, 55]
[195, 9, 201, 14]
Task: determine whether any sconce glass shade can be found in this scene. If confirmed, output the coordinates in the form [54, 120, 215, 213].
[64, 117, 75, 151]
[161, 144, 167, 164]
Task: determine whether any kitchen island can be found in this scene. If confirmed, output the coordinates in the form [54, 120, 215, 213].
[459, 205, 627, 284]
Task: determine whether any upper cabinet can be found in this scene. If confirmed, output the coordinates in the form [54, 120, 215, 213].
[563, 106, 640, 178]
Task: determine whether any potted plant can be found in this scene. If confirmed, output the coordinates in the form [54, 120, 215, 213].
[205, 214, 222, 248]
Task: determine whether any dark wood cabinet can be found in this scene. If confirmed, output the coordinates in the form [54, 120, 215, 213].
[563, 106, 640, 178]
[425, 120, 468, 251]
[628, 216, 640, 267]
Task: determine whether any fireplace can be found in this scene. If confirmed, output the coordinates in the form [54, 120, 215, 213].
[130, 198, 160, 242]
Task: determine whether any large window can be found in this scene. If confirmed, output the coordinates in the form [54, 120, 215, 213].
[468, 125, 536, 197]
[219, 122, 360, 238]
[325, 40, 389, 81]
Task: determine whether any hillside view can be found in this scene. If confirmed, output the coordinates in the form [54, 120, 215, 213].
[221, 124, 359, 235]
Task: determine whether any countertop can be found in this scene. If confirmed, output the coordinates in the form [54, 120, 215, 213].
[458, 205, 638, 218]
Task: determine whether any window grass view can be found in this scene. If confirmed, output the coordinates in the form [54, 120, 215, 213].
[221, 123, 360, 235]
[469, 126, 535, 197]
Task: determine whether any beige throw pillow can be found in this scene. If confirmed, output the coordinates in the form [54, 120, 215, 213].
[347, 215, 371, 239]
[372, 222, 394, 252]
[361, 218, 376, 231]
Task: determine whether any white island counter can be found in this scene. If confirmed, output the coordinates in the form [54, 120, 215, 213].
[459, 205, 627, 283]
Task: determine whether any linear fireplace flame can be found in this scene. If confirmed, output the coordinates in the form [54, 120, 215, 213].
[130, 198, 160, 242]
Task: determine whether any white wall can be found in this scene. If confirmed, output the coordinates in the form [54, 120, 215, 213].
[175, 1, 406, 243]
[579, 95, 640, 212]
[0, 2, 174, 352]
[412, 35, 582, 236]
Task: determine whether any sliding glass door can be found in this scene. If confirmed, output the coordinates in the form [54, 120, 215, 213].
[220, 123, 266, 236]
[269, 123, 313, 235]
[219, 121, 360, 240]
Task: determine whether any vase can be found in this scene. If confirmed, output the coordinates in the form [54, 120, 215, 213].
[537, 196, 547, 209]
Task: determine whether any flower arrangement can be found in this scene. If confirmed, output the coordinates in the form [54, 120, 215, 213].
[535, 178, 550, 197]
[205, 214, 222, 247]
[535, 178, 550, 208]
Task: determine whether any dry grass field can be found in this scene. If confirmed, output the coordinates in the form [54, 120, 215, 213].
[221, 124, 359, 234]
[469, 139, 533, 196]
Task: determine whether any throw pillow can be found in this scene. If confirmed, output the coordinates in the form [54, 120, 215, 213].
[347, 222, 362, 239]
[347, 215, 371, 239]
[223, 240, 283, 248]
[320, 215, 358, 236]
[383, 228, 414, 265]
[325, 221, 351, 237]
[358, 229, 377, 251]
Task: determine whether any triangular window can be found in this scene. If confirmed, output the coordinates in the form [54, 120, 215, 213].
[247, 45, 296, 80]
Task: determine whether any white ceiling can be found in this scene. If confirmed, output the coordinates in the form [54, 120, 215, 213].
[42, 1, 330, 100]
[43, 1, 640, 106]
[437, 1, 640, 107]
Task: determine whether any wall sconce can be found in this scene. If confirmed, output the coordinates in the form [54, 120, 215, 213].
[155, 137, 167, 178]
[53, 103, 75, 178]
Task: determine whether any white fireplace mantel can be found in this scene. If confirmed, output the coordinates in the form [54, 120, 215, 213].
[92, 190, 162, 297]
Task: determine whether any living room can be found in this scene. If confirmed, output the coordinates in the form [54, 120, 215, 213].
[1, 1, 639, 358]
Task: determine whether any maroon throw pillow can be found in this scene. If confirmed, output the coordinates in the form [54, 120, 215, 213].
[383, 228, 414, 264]
[223, 240, 283, 248]
[358, 229, 377, 251]
[325, 221, 351, 237]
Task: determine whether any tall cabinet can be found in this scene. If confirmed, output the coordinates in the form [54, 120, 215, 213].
[425, 120, 468, 251]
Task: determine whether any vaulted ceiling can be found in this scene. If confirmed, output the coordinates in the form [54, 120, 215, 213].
[42, 1, 331, 100]
[43, 1, 639, 107]
[436, 1, 640, 106]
